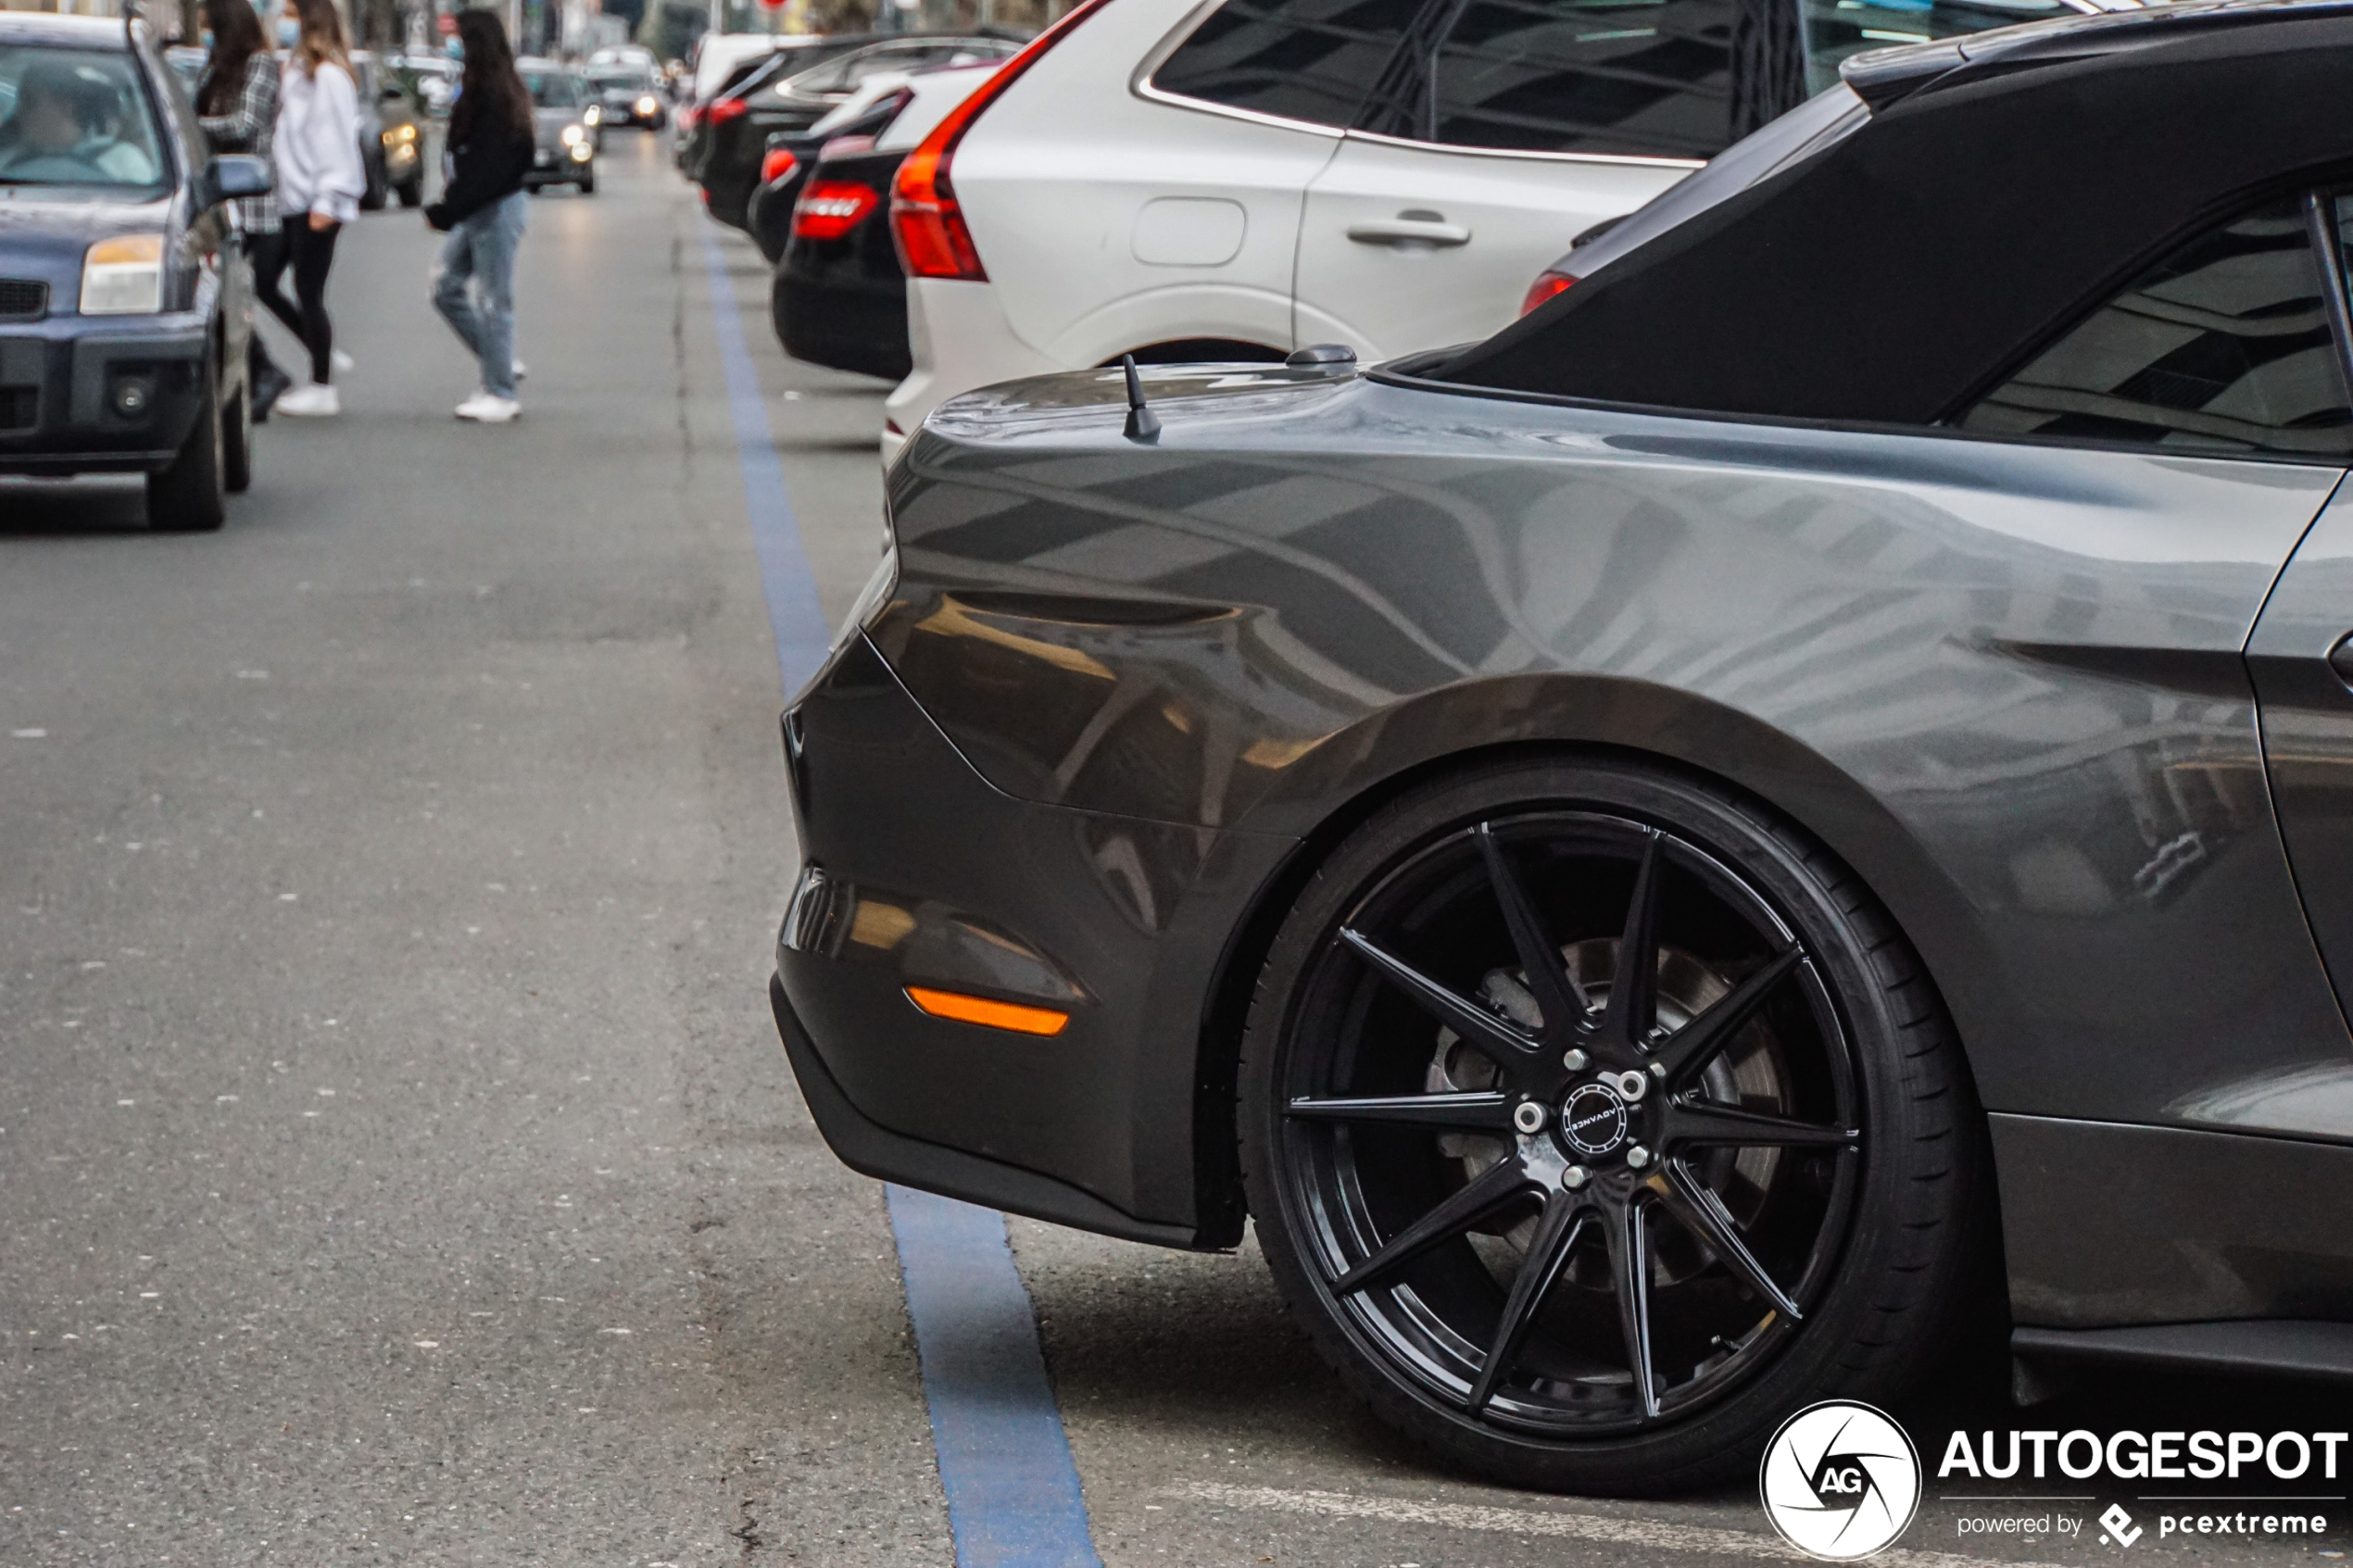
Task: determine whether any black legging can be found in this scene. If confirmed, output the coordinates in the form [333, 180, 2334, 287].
[253, 220, 340, 384]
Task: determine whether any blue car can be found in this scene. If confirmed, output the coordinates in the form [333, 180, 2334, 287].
[0, 13, 270, 531]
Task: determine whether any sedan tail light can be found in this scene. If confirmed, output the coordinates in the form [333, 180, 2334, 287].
[705, 95, 749, 126]
[759, 146, 798, 185]
[794, 180, 880, 241]
[1520, 270, 1576, 316]
[890, 0, 1110, 282]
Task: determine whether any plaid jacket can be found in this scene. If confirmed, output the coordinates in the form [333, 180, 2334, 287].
[198, 53, 281, 235]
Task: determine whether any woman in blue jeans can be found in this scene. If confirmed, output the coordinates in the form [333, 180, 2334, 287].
[424, 10, 535, 423]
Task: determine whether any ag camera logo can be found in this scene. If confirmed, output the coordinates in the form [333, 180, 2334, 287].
[1760, 1400, 1923, 1561]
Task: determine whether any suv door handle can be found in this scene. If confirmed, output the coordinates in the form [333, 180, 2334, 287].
[1346, 213, 1472, 248]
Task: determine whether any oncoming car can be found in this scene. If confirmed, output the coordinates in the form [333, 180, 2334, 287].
[0, 13, 270, 531]
[585, 64, 666, 131]
[517, 58, 596, 194]
[774, 0, 2353, 1494]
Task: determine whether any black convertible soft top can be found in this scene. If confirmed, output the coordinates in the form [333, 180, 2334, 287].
[1439, 0, 2353, 425]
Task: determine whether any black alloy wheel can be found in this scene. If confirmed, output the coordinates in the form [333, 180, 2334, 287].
[1239, 759, 1984, 1494]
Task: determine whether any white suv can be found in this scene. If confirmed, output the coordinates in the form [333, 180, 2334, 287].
[881, 0, 2120, 462]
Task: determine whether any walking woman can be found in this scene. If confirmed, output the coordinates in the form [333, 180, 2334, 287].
[194, 0, 293, 420]
[267, 0, 363, 419]
[425, 10, 534, 423]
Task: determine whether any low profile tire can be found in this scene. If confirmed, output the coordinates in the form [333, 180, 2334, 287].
[147, 373, 226, 533]
[396, 176, 423, 209]
[577, 170, 596, 194]
[221, 380, 252, 495]
[1238, 757, 1984, 1496]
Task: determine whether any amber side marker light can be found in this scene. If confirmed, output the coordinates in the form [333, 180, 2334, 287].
[905, 986, 1069, 1036]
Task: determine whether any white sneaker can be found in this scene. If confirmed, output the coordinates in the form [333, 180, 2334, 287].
[455, 391, 521, 423]
[331, 349, 356, 373]
[275, 382, 340, 417]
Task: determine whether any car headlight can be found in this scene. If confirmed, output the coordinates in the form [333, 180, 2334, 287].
[569, 140, 593, 162]
[81, 233, 164, 315]
[560, 123, 586, 146]
[388, 121, 418, 143]
[583, 105, 601, 125]
[636, 94, 659, 115]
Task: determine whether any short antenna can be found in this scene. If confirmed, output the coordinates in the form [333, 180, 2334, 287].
[1120, 355, 1160, 443]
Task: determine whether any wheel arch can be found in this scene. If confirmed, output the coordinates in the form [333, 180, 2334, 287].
[1101, 338, 1289, 367]
[1186, 672, 1997, 1242]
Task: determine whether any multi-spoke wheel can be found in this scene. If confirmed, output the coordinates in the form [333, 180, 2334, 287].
[1239, 759, 1985, 1494]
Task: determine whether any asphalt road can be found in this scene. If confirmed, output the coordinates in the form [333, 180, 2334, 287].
[1, 132, 2347, 1568]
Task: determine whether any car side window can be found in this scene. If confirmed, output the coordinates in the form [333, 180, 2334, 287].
[1151, 0, 1428, 131]
[1411, 0, 1743, 158]
[1959, 199, 2353, 460]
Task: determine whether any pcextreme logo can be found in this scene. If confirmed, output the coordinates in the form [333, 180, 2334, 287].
[1760, 1401, 1924, 1562]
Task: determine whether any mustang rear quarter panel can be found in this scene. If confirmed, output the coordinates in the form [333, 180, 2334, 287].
[875, 370, 2353, 1141]
[778, 633, 1294, 1231]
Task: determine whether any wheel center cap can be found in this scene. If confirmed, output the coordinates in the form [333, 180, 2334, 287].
[1560, 1082, 1629, 1158]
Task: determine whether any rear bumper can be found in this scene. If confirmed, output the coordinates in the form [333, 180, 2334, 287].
[771, 974, 1196, 1247]
[0, 314, 209, 473]
[770, 633, 1294, 1246]
[775, 270, 910, 383]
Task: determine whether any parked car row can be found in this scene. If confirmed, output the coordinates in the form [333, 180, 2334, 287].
[708, 0, 2140, 462]
[770, 0, 2353, 1504]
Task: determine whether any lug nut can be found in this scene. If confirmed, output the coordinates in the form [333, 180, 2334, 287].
[1512, 1101, 1547, 1135]
[1563, 1165, 1590, 1190]
[1563, 1047, 1589, 1072]
[1626, 1144, 1652, 1169]
[1650, 1061, 1667, 1079]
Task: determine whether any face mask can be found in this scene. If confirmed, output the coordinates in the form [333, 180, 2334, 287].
[275, 16, 297, 45]
[199, 28, 214, 46]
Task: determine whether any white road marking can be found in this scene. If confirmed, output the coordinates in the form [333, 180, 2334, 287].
[1168, 1482, 2078, 1568]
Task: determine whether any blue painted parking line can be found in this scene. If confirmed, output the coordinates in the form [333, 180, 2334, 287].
[699, 225, 1103, 1568]
[889, 1186, 1104, 1568]
[698, 227, 832, 693]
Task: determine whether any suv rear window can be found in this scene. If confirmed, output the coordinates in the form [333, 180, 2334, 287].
[1151, 0, 1426, 130]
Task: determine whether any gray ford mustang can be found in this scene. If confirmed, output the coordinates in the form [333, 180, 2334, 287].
[775, 0, 2353, 1493]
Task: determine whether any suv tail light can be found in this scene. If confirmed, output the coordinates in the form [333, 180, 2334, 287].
[706, 95, 749, 126]
[890, 0, 1111, 282]
[1520, 270, 1575, 316]
[760, 146, 798, 185]
[794, 180, 880, 241]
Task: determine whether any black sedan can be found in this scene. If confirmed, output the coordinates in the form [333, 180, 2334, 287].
[768, 141, 908, 380]
[0, 13, 269, 531]
[584, 64, 666, 132]
[696, 34, 1015, 232]
[742, 79, 914, 265]
[774, 0, 2353, 1494]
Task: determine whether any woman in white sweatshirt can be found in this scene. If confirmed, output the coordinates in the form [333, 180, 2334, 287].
[268, 0, 364, 418]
